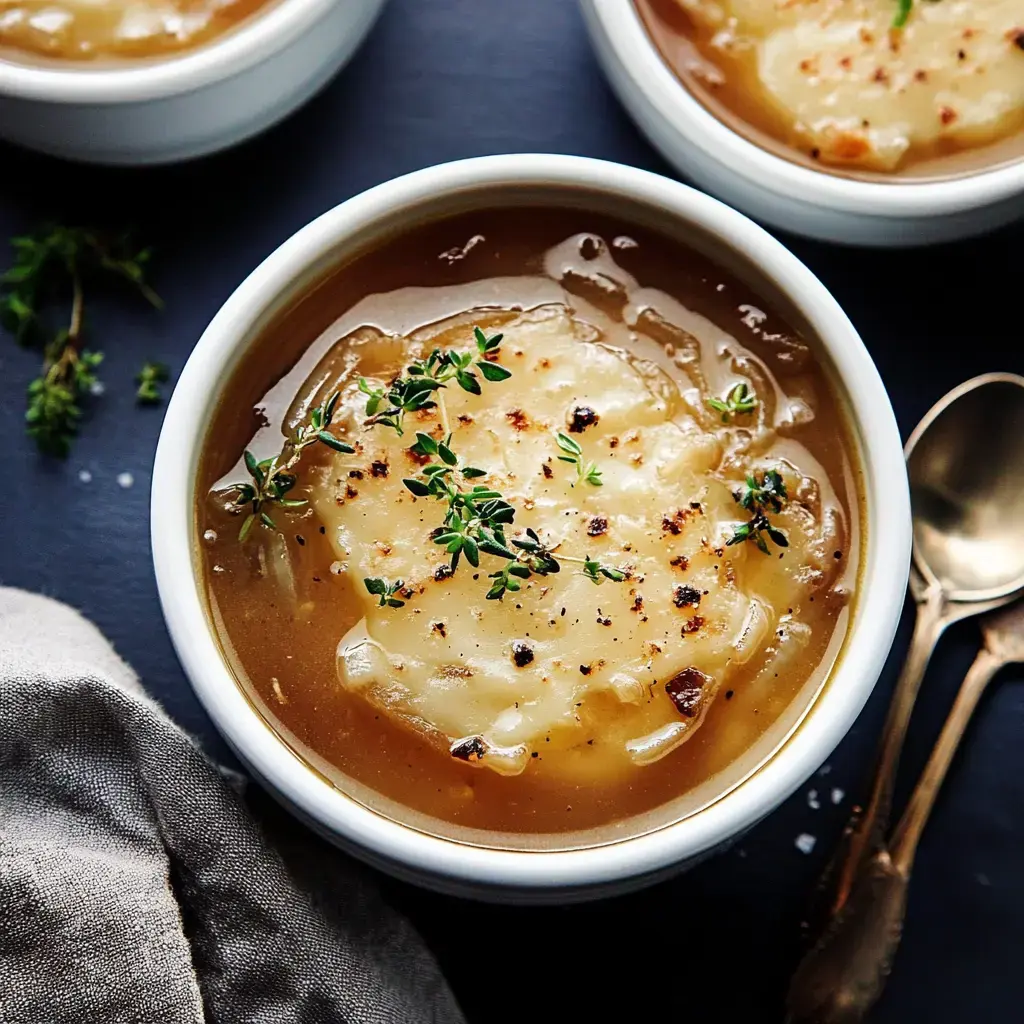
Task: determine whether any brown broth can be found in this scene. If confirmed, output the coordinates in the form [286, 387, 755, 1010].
[196, 208, 863, 847]
[636, 0, 1024, 181]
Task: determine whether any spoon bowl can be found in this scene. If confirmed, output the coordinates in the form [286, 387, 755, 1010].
[907, 373, 1024, 603]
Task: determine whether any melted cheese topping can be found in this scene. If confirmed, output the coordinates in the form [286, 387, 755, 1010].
[309, 305, 845, 781]
[678, 0, 1024, 169]
[0, 0, 266, 60]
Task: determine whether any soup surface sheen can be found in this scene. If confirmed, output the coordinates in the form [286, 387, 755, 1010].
[198, 209, 860, 840]
[638, 0, 1024, 175]
[0, 0, 270, 61]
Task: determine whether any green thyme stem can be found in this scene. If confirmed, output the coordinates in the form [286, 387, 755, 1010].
[233, 390, 354, 541]
[2, 225, 161, 456]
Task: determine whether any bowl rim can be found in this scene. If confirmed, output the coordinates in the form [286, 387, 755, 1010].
[581, 0, 1024, 218]
[0, 0, 384, 103]
[152, 153, 911, 891]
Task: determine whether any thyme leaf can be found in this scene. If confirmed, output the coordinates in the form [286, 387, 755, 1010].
[555, 432, 603, 486]
[706, 381, 758, 423]
[136, 361, 170, 405]
[363, 576, 406, 608]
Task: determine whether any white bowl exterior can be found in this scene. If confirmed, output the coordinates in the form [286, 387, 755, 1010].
[579, 0, 1024, 246]
[152, 154, 912, 901]
[0, 0, 385, 164]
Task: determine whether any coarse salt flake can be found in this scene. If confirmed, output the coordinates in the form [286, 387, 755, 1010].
[117, 471, 134, 489]
[795, 833, 817, 855]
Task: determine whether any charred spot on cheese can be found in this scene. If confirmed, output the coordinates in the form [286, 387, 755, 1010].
[432, 621, 448, 638]
[370, 460, 389, 478]
[670, 554, 689, 571]
[511, 641, 535, 667]
[568, 406, 599, 433]
[506, 409, 529, 431]
[433, 564, 454, 582]
[662, 507, 698, 535]
[451, 736, 487, 762]
[665, 668, 711, 718]
[587, 516, 609, 537]
[673, 585, 702, 609]
[681, 615, 705, 635]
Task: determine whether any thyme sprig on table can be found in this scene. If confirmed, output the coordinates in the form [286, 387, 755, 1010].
[727, 469, 790, 554]
[706, 381, 758, 424]
[555, 432, 603, 486]
[233, 390, 354, 541]
[0, 225, 162, 456]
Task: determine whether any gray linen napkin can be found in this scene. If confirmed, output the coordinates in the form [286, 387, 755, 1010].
[0, 587, 465, 1024]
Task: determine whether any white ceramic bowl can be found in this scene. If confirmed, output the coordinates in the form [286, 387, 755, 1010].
[152, 154, 911, 902]
[0, 0, 386, 164]
[579, 0, 1024, 246]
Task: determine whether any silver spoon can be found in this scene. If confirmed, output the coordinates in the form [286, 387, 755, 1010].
[787, 372, 1024, 1023]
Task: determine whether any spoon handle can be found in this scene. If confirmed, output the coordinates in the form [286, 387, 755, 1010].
[829, 584, 946, 914]
[890, 645, 1002, 872]
[785, 644, 1003, 1024]
[786, 587, 946, 1022]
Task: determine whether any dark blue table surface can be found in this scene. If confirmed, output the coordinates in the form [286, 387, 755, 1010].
[2, 1, 1022, 1019]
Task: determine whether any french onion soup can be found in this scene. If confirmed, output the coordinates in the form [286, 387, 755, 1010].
[637, 0, 1024, 177]
[197, 208, 862, 841]
[0, 0, 273, 61]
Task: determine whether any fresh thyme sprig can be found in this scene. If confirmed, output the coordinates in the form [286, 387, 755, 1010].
[397, 439, 625, 600]
[706, 382, 758, 424]
[364, 338, 626, 600]
[135, 361, 170, 405]
[233, 390, 354, 541]
[727, 469, 790, 554]
[555, 432, 603, 486]
[1, 225, 162, 456]
[580, 557, 627, 584]
[358, 327, 507, 435]
[363, 577, 406, 608]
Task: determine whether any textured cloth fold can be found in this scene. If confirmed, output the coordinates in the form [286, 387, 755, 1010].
[0, 588, 464, 1024]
